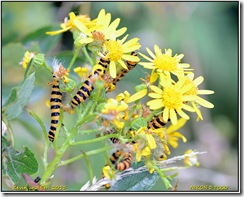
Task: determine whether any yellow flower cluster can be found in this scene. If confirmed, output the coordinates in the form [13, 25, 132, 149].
[39, 8, 214, 187]
[46, 9, 141, 79]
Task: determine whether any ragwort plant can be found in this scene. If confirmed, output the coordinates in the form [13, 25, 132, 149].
[2, 9, 214, 191]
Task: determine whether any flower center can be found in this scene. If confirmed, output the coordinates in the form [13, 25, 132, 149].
[162, 86, 183, 109]
[184, 78, 197, 96]
[154, 54, 177, 71]
[105, 40, 123, 62]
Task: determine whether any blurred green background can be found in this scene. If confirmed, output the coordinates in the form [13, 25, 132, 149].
[2, 2, 239, 191]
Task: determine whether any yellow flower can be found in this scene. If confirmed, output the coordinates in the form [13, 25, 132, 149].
[102, 35, 141, 78]
[116, 91, 131, 103]
[134, 127, 163, 162]
[182, 73, 214, 120]
[74, 66, 89, 79]
[184, 149, 200, 167]
[147, 74, 195, 125]
[74, 9, 127, 50]
[101, 98, 128, 129]
[102, 165, 116, 180]
[46, 12, 94, 36]
[19, 51, 35, 69]
[136, 146, 151, 162]
[94, 9, 127, 40]
[165, 118, 187, 149]
[116, 89, 147, 104]
[139, 45, 191, 76]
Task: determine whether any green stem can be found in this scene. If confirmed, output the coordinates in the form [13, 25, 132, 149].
[78, 128, 102, 135]
[40, 126, 78, 187]
[82, 151, 94, 183]
[77, 102, 94, 126]
[24, 58, 34, 80]
[58, 146, 112, 167]
[82, 46, 93, 66]
[154, 165, 172, 189]
[92, 52, 97, 65]
[70, 134, 118, 146]
[43, 62, 53, 74]
[28, 110, 49, 169]
[67, 48, 80, 70]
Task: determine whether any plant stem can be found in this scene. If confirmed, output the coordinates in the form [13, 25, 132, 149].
[82, 151, 94, 183]
[28, 110, 49, 169]
[82, 46, 93, 66]
[43, 62, 53, 74]
[39, 126, 78, 187]
[70, 134, 118, 146]
[67, 48, 80, 70]
[58, 146, 112, 167]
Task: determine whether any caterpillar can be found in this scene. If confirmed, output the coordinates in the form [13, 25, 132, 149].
[110, 150, 132, 171]
[107, 51, 138, 92]
[70, 56, 110, 108]
[48, 74, 62, 142]
[147, 115, 167, 130]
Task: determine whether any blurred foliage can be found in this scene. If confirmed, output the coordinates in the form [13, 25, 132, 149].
[2, 2, 239, 191]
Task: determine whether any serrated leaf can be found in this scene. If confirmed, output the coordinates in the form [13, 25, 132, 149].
[2, 87, 18, 109]
[109, 171, 160, 191]
[22, 25, 61, 53]
[2, 136, 10, 152]
[2, 146, 38, 184]
[131, 117, 148, 130]
[4, 73, 35, 120]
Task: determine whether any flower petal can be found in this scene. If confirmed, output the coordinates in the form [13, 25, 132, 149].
[146, 47, 156, 59]
[148, 93, 162, 99]
[147, 99, 164, 110]
[195, 97, 214, 108]
[176, 109, 190, 120]
[194, 76, 204, 87]
[109, 61, 117, 78]
[197, 90, 215, 95]
[150, 85, 163, 94]
[139, 52, 154, 62]
[127, 89, 147, 103]
[170, 108, 178, 125]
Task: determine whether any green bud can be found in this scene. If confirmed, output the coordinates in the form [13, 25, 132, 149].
[33, 53, 45, 69]
[135, 84, 147, 92]
[59, 77, 76, 93]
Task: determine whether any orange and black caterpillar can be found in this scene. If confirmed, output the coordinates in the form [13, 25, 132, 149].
[48, 74, 62, 142]
[110, 150, 132, 171]
[148, 115, 167, 130]
[70, 56, 110, 108]
[107, 52, 138, 92]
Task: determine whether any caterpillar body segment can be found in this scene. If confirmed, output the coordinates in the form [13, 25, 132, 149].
[148, 115, 167, 130]
[112, 150, 132, 171]
[48, 74, 62, 142]
[107, 52, 138, 92]
[70, 57, 110, 108]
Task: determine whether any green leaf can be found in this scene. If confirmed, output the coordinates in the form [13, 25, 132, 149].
[22, 25, 61, 53]
[2, 136, 10, 152]
[131, 117, 148, 130]
[2, 141, 38, 184]
[4, 73, 35, 121]
[2, 87, 18, 109]
[109, 171, 160, 191]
